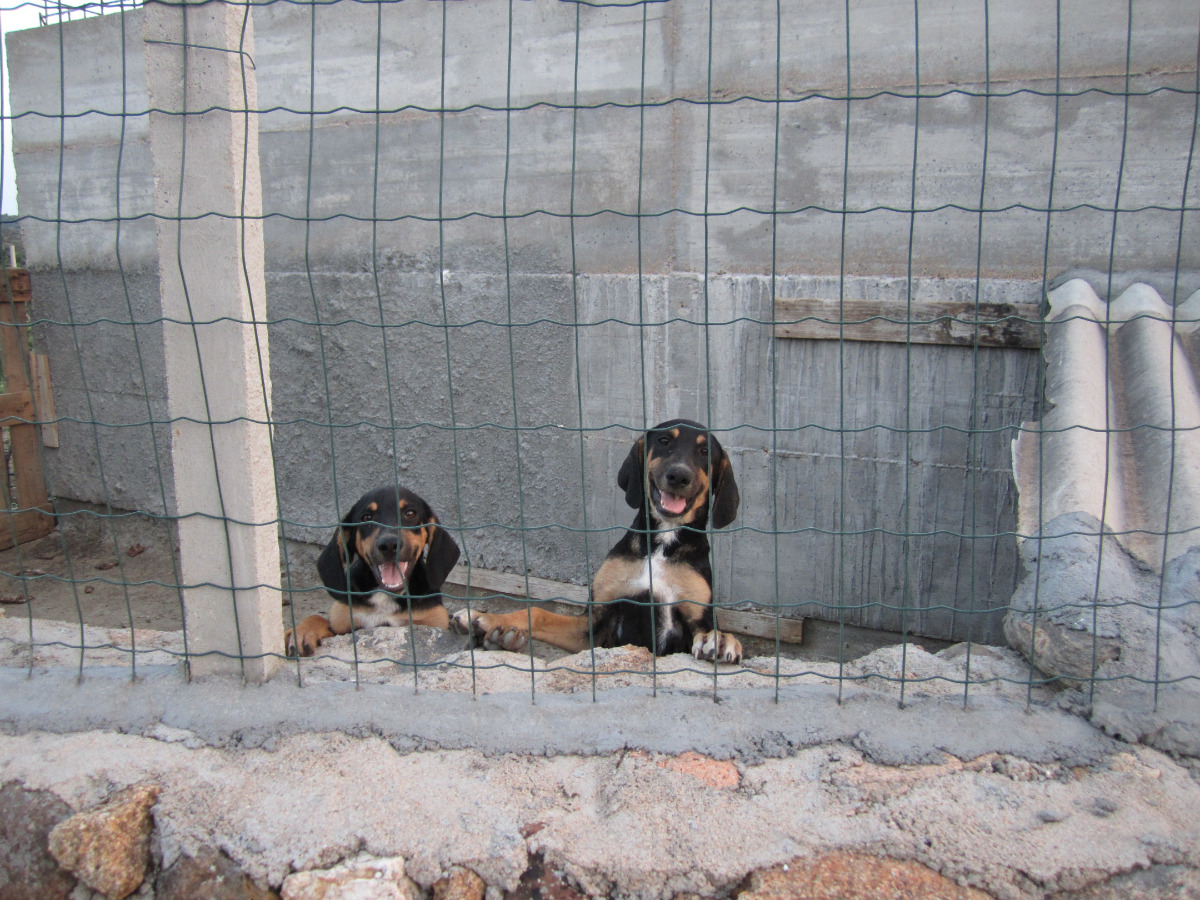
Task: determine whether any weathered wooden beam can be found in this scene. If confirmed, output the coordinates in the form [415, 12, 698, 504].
[774, 297, 1043, 349]
[447, 565, 589, 604]
[0, 288, 53, 548]
[716, 608, 805, 644]
[0, 390, 34, 425]
[3, 269, 31, 300]
[0, 508, 56, 552]
[30, 353, 58, 448]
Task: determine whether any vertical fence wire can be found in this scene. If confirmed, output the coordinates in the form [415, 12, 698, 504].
[1159, 8, 1200, 710]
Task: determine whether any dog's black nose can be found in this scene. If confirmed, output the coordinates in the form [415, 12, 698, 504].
[664, 466, 692, 489]
[376, 533, 399, 558]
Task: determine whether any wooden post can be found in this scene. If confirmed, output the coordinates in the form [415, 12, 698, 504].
[0, 270, 54, 550]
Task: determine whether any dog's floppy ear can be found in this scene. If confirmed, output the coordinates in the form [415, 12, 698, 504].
[616, 436, 646, 510]
[421, 518, 461, 591]
[316, 499, 362, 601]
[709, 439, 740, 530]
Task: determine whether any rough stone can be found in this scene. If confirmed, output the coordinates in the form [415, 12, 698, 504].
[432, 867, 486, 900]
[656, 752, 740, 790]
[47, 783, 159, 900]
[1048, 864, 1200, 899]
[737, 852, 994, 900]
[0, 781, 76, 900]
[300, 625, 475, 678]
[158, 846, 278, 900]
[505, 854, 586, 900]
[1, 730, 1197, 900]
[281, 856, 412, 900]
[1003, 514, 1134, 684]
[1004, 512, 1200, 756]
[1002, 615, 1121, 683]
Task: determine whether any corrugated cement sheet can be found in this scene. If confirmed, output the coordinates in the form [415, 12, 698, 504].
[1013, 279, 1200, 572]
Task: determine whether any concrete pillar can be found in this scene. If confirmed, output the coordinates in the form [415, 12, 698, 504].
[144, 0, 282, 681]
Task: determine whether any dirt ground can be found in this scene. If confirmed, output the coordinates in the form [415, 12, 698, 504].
[0, 518, 941, 664]
[0, 517, 324, 635]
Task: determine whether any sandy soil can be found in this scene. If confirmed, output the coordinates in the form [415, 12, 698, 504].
[0, 520, 337, 634]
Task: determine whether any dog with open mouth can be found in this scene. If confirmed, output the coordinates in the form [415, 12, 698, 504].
[285, 485, 461, 657]
[452, 419, 743, 663]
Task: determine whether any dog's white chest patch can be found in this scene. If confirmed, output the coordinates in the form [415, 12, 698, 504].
[631, 535, 680, 604]
[630, 535, 686, 647]
[349, 590, 402, 629]
[370, 590, 401, 612]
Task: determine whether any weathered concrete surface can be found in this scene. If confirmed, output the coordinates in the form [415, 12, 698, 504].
[1, 615, 1197, 899]
[0, 726, 1196, 900]
[0, 614, 1055, 714]
[0, 617, 1118, 767]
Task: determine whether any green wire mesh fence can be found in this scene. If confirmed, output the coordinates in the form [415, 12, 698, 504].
[0, 0, 1197, 724]
[34, 0, 139, 25]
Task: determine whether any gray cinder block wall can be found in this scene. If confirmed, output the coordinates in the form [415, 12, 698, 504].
[9, 1, 1199, 643]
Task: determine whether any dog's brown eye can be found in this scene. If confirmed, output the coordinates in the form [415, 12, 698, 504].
[698, 447, 709, 457]
[403, 509, 417, 520]
[657, 435, 670, 445]
[361, 511, 374, 522]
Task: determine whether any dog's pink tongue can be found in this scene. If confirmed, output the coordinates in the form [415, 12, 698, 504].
[380, 561, 409, 592]
[659, 492, 687, 515]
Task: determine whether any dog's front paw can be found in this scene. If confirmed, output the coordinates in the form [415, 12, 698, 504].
[286, 615, 336, 657]
[449, 608, 481, 636]
[691, 629, 742, 664]
[450, 609, 529, 652]
[479, 621, 530, 653]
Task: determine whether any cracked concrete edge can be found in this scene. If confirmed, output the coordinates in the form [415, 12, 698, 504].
[0, 666, 1120, 767]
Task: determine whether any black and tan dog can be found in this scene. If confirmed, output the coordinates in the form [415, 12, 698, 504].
[452, 419, 742, 663]
[286, 486, 461, 657]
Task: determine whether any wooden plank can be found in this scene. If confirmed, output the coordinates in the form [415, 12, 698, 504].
[0, 507, 55, 552]
[715, 608, 805, 644]
[30, 353, 58, 448]
[447, 564, 589, 604]
[3, 269, 30, 300]
[445, 565, 805, 645]
[0, 433, 9, 512]
[774, 297, 1043, 349]
[0, 390, 33, 425]
[0, 286, 52, 547]
[0, 297, 30, 391]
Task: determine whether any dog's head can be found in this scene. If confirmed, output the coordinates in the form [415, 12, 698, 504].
[617, 419, 739, 529]
[317, 486, 460, 601]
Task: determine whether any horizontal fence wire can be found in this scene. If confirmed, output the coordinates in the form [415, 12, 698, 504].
[0, 0, 1196, 719]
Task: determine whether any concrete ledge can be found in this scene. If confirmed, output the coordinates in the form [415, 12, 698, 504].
[0, 665, 1118, 767]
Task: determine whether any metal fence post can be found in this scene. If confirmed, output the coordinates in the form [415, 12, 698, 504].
[144, 0, 282, 681]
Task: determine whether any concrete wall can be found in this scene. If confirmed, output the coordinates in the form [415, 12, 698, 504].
[8, 0, 1199, 642]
